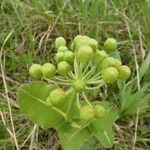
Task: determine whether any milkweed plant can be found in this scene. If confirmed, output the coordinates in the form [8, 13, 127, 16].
[17, 35, 131, 149]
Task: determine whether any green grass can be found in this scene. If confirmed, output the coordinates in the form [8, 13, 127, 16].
[0, 0, 150, 149]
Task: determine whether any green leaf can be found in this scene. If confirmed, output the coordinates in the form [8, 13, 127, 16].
[80, 136, 97, 150]
[95, 127, 114, 148]
[66, 91, 79, 121]
[89, 101, 118, 148]
[17, 81, 65, 129]
[139, 53, 150, 80]
[119, 83, 150, 116]
[110, 50, 121, 60]
[91, 101, 118, 128]
[59, 90, 79, 121]
[58, 123, 91, 150]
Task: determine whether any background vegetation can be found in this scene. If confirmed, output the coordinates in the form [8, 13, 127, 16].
[0, 0, 150, 149]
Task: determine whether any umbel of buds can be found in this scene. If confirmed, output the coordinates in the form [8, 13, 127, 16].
[29, 35, 131, 84]
[28, 35, 131, 120]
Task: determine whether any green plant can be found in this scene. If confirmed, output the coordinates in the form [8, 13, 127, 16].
[17, 35, 132, 149]
[41, 63, 56, 78]
[104, 38, 117, 53]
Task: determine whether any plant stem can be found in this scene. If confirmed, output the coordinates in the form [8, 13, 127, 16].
[83, 66, 96, 80]
[82, 92, 93, 107]
[74, 58, 79, 78]
[82, 61, 92, 76]
[68, 71, 76, 80]
[54, 76, 71, 83]
[76, 93, 80, 108]
[52, 107, 67, 120]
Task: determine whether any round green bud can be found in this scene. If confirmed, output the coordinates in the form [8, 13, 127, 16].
[82, 35, 90, 39]
[74, 36, 90, 50]
[72, 79, 85, 92]
[76, 45, 94, 62]
[57, 61, 71, 75]
[95, 50, 108, 64]
[29, 64, 42, 79]
[118, 65, 131, 80]
[41, 63, 56, 78]
[55, 37, 66, 48]
[55, 52, 64, 63]
[63, 51, 74, 64]
[88, 38, 98, 52]
[104, 38, 117, 53]
[94, 105, 106, 118]
[102, 67, 118, 84]
[80, 105, 95, 120]
[74, 35, 89, 43]
[74, 35, 83, 43]
[101, 57, 117, 69]
[48, 88, 66, 106]
[57, 46, 68, 52]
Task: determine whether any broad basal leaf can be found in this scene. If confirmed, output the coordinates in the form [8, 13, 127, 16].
[17, 81, 65, 129]
[94, 127, 114, 148]
[56, 90, 79, 122]
[89, 101, 118, 148]
[91, 101, 118, 128]
[80, 136, 97, 150]
[58, 123, 91, 150]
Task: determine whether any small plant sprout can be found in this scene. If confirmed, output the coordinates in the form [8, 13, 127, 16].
[17, 35, 131, 149]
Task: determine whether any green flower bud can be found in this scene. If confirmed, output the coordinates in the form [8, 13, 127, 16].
[118, 65, 131, 80]
[104, 38, 117, 53]
[41, 63, 56, 78]
[57, 46, 68, 52]
[94, 105, 106, 118]
[55, 37, 66, 48]
[72, 79, 85, 92]
[76, 45, 94, 62]
[74, 36, 90, 50]
[48, 88, 66, 106]
[57, 61, 71, 75]
[74, 35, 83, 43]
[63, 51, 74, 64]
[95, 50, 108, 64]
[88, 38, 98, 52]
[55, 52, 64, 63]
[101, 57, 117, 69]
[29, 64, 42, 79]
[80, 105, 95, 120]
[102, 67, 118, 84]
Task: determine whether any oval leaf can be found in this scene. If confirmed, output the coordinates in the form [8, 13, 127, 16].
[89, 101, 118, 148]
[58, 123, 91, 150]
[17, 81, 65, 129]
